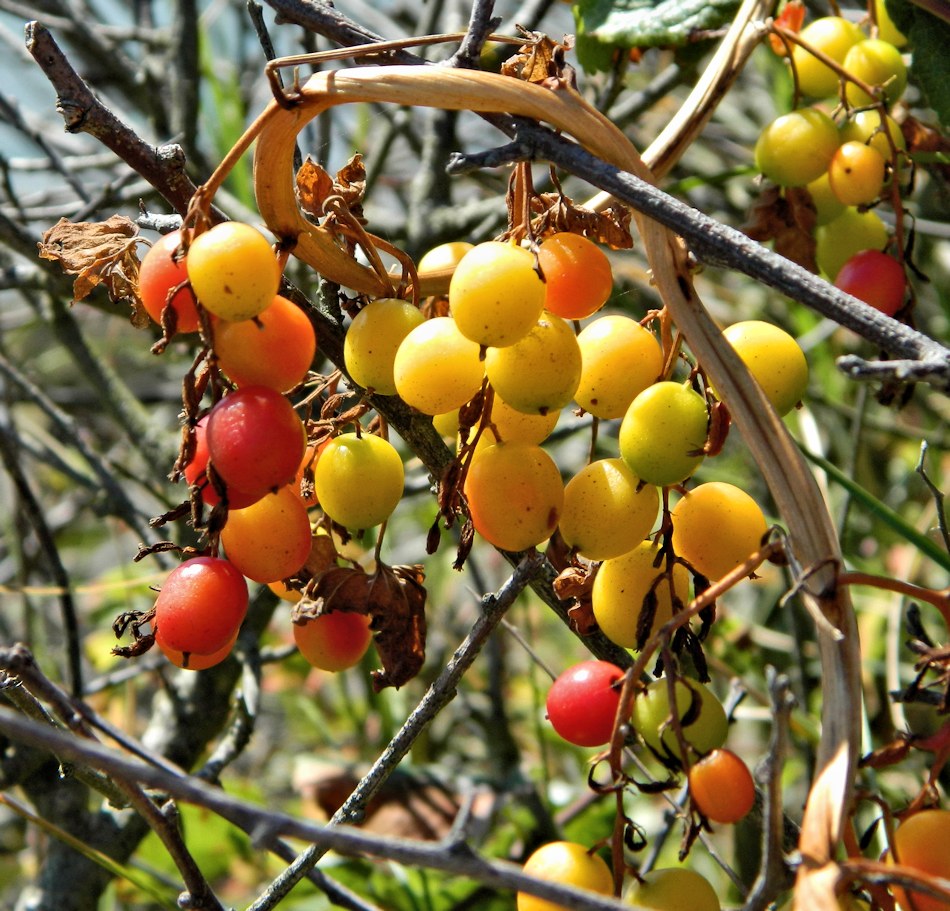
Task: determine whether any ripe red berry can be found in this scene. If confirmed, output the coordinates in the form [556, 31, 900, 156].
[545, 660, 626, 747]
[834, 249, 906, 317]
[153, 557, 248, 656]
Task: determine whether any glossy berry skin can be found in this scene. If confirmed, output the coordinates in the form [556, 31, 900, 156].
[671, 481, 769, 581]
[834, 249, 906, 317]
[449, 241, 545, 348]
[574, 315, 663, 420]
[220, 485, 313, 584]
[464, 441, 564, 552]
[890, 809, 950, 911]
[537, 232, 613, 320]
[138, 230, 201, 333]
[827, 141, 886, 206]
[158, 630, 238, 671]
[843, 38, 908, 107]
[293, 611, 373, 672]
[559, 459, 659, 562]
[153, 557, 248, 656]
[632, 678, 728, 762]
[186, 222, 281, 322]
[312, 433, 404, 530]
[720, 321, 808, 417]
[393, 317, 484, 415]
[206, 386, 306, 501]
[517, 841, 613, 911]
[619, 382, 708, 487]
[546, 660, 626, 747]
[344, 298, 425, 395]
[623, 867, 721, 910]
[688, 748, 756, 823]
[790, 16, 862, 98]
[592, 542, 689, 649]
[754, 108, 840, 187]
[214, 295, 317, 393]
[182, 416, 260, 509]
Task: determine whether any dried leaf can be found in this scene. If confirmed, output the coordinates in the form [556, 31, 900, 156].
[302, 562, 427, 690]
[297, 154, 367, 220]
[296, 160, 335, 219]
[742, 186, 817, 273]
[530, 192, 634, 250]
[38, 215, 141, 305]
[500, 33, 576, 89]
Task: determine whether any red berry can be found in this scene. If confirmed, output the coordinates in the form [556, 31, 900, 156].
[138, 230, 201, 333]
[546, 660, 626, 747]
[206, 386, 305, 500]
[834, 250, 906, 317]
[153, 557, 248, 656]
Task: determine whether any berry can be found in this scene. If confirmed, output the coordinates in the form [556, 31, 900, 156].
[574, 315, 663, 420]
[618, 382, 708, 487]
[592, 541, 690, 649]
[834, 249, 906, 317]
[815, 207, 889, 279]
[138, 230, 201, 333]
[449, 241, 546, 347]
[559, 459, 659, 562]
[344, 298, 425, 395]
[484, 314, 582, 415]
[312, 433, 404, 530]
[688, 748, 756, 823]
[153, 557, 248, 656]
[393, 317, 484, 415]
[206, 386, 306, 501]
[220, 485, 313, 584]
[186, 222, 281, 321]
[843, 38, 908, 107]
[518, 842, 613, 911]
[671, 482, 769, 581]
[623, 867, 721, 910]
[294, 611, 373, 672]
[214, 294, 316, 392]
[827, 141, 886, 206]
[537, 232, 613, 320]
[890, 809, 950, 911]
[546, 660, 626, 747]
[754, 108, 840, 187]
[720, 320, 808, 417]
[632, 677, 729, 761]
[791, 16, 862, 98]
[464, 441, 563, 552]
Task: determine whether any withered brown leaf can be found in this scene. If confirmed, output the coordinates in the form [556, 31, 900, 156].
[38, 215, 143, 313]
[742, 186, 817, 273]
[297, 562, 427, 690]
[297, 154, 367, 220]
[500, 33, 576, 90]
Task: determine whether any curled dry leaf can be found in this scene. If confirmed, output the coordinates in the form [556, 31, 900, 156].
[500, 32, 577, 90]
[552, 562, 599, 636]
[38, 215, 145, 320]
[296, 154, 367, 221]
[530, 190, 634, 250]
[299, 561, 427, 690]
[742, 185, 818, 273]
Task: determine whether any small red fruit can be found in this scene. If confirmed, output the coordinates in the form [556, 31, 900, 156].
[545, 660, 626, 747]
[834, 250, 906, 317]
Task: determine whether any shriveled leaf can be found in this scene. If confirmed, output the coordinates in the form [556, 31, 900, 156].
[302, 562, 427, 690]
[742, 186, 817, 273]
[531, 191, 634, 249]
[296, 154, 367, 220]
[574, 0, 742, 72]
[500, 33, 576, 89]
[38, 215, 141, 306]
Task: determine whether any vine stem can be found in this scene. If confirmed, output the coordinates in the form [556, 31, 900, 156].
[245, 551, 546, 911]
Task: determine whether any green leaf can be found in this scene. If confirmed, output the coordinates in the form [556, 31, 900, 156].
[883, 0, 950, 128]
[573, 0, 741, 71]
